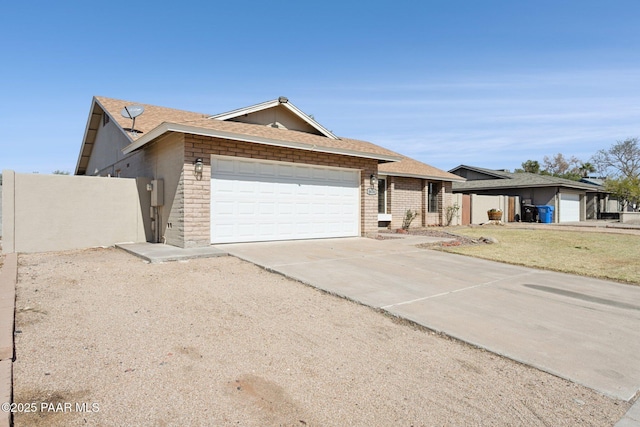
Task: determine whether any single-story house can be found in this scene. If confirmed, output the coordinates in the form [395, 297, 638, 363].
[378, 156, 465, 228]
[76, 96, 459, 247]
[449, 165, 607, 222]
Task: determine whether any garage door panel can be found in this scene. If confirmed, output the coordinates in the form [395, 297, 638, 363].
[560, 193, 580, 222]
[211, 157, 359, 243]
[238, 202, 256, 215]
[216, 158, 236, 174]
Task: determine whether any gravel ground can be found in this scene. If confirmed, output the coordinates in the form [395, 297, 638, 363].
[12, 248, 629, 426]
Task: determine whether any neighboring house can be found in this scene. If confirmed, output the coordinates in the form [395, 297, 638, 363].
[579, 177, 621, 216]
[378, 156, 465, 228]
[449, 165, 606, 223]
[76, 96, 459, 247]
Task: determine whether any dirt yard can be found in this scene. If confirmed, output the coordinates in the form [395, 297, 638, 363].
[12, 248, 629, 426]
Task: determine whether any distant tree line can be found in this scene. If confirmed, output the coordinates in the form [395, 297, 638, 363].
[515, 138, 640, 210]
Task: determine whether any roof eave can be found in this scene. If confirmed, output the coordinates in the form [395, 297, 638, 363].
[122, 123, 401, 162]
[380, 171, 466, 182]
[208, 99, 280, 120]
[453, 182, 604, 192]
[448, 164, 509, 179]
[280, 102, 338, 139]
[74, 97, 100, 175]
[75, 98, 134, 175]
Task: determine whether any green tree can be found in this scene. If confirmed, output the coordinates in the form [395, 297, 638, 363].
[52, 170, 70, 175]
[605, 177, 640, 211]
[516, 160, 541, 174]
[593, 138, 640, 210]
[579, 162, 596, 178]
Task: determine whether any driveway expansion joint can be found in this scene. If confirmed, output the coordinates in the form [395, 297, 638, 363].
[221, 237, 640, 403]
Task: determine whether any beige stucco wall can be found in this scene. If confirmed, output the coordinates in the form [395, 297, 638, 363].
[470, 194, 509, 224]
[114, 134, 185, 245]
[620, 212, 640, 223]
[449, 193, 463, 226]
[2, 171, 147, 253]
[79, 117, 184, 244]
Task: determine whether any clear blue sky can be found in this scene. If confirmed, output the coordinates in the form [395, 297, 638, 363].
[1, 1, 639, 174]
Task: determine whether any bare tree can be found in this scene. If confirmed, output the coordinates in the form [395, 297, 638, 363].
[541, 153, 583, 180]
[593, 138, 640, 211]
[592, 137, 640, 179]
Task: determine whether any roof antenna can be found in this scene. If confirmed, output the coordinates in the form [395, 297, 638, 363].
[120, 105, 145, 135]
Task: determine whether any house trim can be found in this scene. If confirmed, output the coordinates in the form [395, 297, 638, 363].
[122, 122, 401, 162]
[383, 171, 466, 182]
[208, 98, 339, 140]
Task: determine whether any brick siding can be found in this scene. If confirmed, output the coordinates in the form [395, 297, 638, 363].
[182, 135, 379, 246]
[388, 177, 423, 229]
[387, 178, 451, 228]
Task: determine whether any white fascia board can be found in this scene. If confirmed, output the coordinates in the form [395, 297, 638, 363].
[75, 98, 134, 174]
[384, 171, 467, 182]
[208, 100, 280, 120]
[209, 99, 338, 140]
[94, 97, 133, 141]
[75, 98, 100, 174]
[122, 122, 401, 162]
[280, 102, 338, 139]
[122, 123, 172, 154]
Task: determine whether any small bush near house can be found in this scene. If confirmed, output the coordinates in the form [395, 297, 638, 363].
[402, 209, 419, 230]
[445, 203, 460, 226]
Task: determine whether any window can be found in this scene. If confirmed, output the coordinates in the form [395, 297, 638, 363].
[378, 178, 387, 214]
[428, 182, 439, 213]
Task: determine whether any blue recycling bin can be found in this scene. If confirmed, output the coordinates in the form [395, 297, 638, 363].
[536, 205, 554, 223]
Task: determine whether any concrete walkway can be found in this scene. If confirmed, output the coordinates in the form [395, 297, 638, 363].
[217, 236, 640, 405]
[116, 242, 227, 263]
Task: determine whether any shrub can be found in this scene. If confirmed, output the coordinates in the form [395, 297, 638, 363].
[402, 209, 419, 230]
[445, 203, 460, 226]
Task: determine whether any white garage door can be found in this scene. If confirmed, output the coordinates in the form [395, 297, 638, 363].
[560, 193, 580, 222]
[210, 156, 360, 244]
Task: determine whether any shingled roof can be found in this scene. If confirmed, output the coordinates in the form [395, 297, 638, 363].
[77, 96, 461, 183]
[91, 96, 401, 162]
[450, 165, 604, 192]
[379, 156, 465, 181]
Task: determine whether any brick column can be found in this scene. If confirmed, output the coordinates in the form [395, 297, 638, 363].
[182, 152, 211, 248]
[362, 165, 379, 236]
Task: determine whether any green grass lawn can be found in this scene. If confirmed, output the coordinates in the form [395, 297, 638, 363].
[440, 226, 640, 285]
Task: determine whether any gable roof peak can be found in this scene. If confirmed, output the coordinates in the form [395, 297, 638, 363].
[449, 164, 513, 179]
[208, 97, 339, 140]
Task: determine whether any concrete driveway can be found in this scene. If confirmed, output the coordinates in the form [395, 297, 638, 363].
[217, 236, 640, 402]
